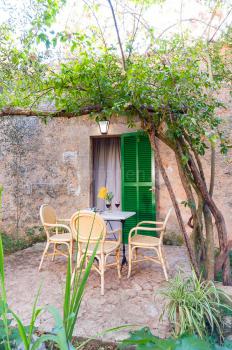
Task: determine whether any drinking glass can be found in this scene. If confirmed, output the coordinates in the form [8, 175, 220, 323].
[115, 201, 120, 209]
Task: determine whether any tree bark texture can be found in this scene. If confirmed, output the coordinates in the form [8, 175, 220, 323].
[148, 129, 200, 276]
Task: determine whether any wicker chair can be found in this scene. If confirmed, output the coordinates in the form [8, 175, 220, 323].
[39, 204, 72, 271]
[127, 208, 173, 280]
[70, 210, 121, 295]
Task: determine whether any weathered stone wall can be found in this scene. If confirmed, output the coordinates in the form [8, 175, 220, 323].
[0, 116, 140, 235]
[0, 95, 231, 239]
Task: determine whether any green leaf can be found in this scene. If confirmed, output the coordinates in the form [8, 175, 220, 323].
[175, 335, 212, 350]
[52, 37, 57, 47]
[63, 255, 71, 331]
[11, 311, 29, 350]
[46, 305, 69, 350]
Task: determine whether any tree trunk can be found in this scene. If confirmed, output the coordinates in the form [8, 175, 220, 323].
[179, 134, 231, 283]
[192, 197, 206, 266]
[203, 204, 215, 280]
[153, 129, 231, 284]
[174, 146, 206, 266]
[186, 152, 231, 284]
[204, 145, 215, 281]
[209, 145, 215, 197]
[148, 129, 199, 275]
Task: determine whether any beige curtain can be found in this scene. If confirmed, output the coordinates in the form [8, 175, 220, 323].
[93, 137, 121, 211]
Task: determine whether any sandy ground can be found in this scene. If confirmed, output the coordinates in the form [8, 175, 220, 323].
[5, 243, 190, 341]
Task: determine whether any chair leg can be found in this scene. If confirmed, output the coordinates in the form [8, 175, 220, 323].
[71, 252, 83, 285]
[127, 244, 132, 278]
[134, 247, 138, 260]
[76, 251, 82, 269]
[116, 248, 121, 279]
[159, 247, 168, 281]
[100, 254, 105, 296]
[39, 241, 50, 271]
[52, 243, 57, 261]
[164, 248, 170, 271]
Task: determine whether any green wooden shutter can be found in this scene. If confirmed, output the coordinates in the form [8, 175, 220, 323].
[121, 132, 156, 243]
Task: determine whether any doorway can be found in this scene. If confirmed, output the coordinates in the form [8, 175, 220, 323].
[91, 132, 156, 242]
[92, 137, 121, 211]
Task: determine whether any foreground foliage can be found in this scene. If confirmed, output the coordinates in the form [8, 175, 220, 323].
[0, 234, 98, 349]
[160, 271, 232, 339]
[121, 328, 232, 350]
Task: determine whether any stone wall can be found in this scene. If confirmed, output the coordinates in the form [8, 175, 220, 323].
[0, 115, 140, 235]
[0, 99, 231, 239]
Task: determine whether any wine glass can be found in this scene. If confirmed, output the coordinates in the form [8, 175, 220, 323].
[106, 201, 111, 211]
[106, 202, 111, 208]
[115, 200, 120, 209]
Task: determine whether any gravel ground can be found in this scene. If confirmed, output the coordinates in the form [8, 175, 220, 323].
[5, 243, 191, 341]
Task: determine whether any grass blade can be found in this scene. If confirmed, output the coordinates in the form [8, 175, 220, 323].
[0, 235, 11, 350]
[63, 254, 72, 334]
[11, 310, 30, 350]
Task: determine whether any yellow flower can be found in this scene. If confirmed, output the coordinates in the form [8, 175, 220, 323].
[98, 187, 108, 199]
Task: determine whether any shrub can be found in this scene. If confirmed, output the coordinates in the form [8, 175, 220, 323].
[159, 271, 232, 339]
[1, 228, 46, 255]
[120, 327, 232, 350]
[163, 231, 183, 246]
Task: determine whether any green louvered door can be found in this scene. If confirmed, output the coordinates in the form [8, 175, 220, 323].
[121, 132, 156, 243]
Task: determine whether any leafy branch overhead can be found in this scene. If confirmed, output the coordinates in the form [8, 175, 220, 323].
[1, 23, 231, 155]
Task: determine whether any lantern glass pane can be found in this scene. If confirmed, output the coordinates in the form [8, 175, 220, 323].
[98, 121, 109, 134]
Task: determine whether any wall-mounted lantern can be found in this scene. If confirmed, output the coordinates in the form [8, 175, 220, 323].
[98, 120, 110, 134]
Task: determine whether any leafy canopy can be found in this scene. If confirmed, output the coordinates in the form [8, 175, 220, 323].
[0, 0, 231, 158]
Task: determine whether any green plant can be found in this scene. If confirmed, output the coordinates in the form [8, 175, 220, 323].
[163, 232, 184, 246]
[63, 242, 99, 342]
[105, 192, 114, 202]
[30, 238, 99, 349]
[120, 327, 232, 350]
[0, 213, 99, 349]
[0, 235, 47, 349]
[1, 230, 46, 255]
[10, 291, 43, 350]
[0, 185, 3, 222]
[0, 234, 11, 349]
[159, 271, 232, 339]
